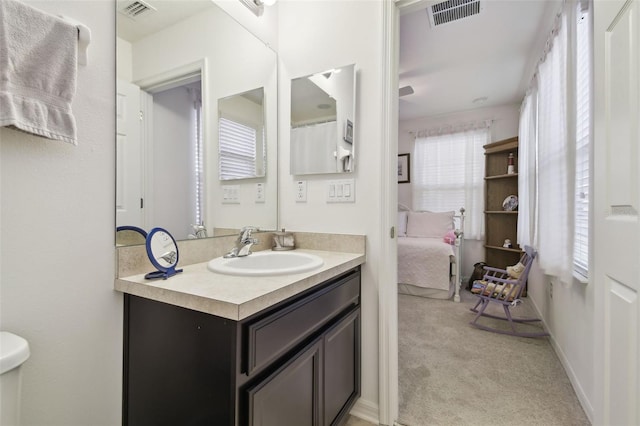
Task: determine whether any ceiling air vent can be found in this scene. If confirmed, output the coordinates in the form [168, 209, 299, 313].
[427, 0, 482, 27]
[117, 0, 156, 20]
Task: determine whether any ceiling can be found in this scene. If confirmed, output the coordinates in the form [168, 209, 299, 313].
[117, 0, 560, 123]
[116, 0, 214, 42]
[398, 0, 561, 121]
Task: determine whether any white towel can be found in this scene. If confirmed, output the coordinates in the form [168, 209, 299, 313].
[0, 0, 78, 144]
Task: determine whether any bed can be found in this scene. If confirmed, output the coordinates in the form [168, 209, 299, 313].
[397, 205, 465, 302]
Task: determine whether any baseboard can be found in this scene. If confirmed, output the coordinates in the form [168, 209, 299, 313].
[528, 297, 595, 424]
[349, 398, 379, 424]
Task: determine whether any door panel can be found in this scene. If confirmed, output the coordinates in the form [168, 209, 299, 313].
[324, 309, 360, 426]
[595, 0, 640, 424]
[247, 339, 322, 426]
[606, 278, 638, 425]
[116, 79, 143, 228]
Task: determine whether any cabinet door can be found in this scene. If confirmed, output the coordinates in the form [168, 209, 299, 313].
[324, 308, 361, 426]
[124, 295, 236, 426]
[247, 339, 322, 426]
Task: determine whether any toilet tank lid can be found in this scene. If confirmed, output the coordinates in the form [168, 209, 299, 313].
[0, 332, 30, 374]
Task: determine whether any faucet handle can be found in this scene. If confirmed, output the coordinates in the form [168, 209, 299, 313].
[240, 226, 258, 240]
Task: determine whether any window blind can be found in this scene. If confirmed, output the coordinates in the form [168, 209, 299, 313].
[219, 117, 257, 180]
[412, 126, 488, 239]
[574, 3, 590, 277]
[194, 99, 203, 225]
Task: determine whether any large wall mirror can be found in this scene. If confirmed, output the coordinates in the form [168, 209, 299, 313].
[290, 64, 356, 175]
[116, 0, 278, 245]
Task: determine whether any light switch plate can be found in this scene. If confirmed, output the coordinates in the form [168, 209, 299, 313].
[296, 180, 307, 202]
[222, 185, 240, 204]
[327, 179, 355, 203]
[255, 183, 265, 203]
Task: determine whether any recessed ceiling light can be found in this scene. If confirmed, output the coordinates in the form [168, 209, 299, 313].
[472, 96, 488, 104]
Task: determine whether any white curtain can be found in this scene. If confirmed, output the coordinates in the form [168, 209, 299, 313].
[291, 121, 337, 174]
[517, 87, 537, 248]
[412, 124, 488, 239]
[535, 11, 575, 284]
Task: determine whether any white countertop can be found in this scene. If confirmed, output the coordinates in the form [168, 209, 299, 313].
[115, 249, 365, 321]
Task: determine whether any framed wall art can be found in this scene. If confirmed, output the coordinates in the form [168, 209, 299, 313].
[398, 153, 410, 184]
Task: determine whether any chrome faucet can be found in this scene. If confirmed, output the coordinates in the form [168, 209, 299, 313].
[188, 223, 208, 239]
[224, 226, 259, 258]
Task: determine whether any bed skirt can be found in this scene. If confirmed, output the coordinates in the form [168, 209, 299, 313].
[398, 280, 454, 300]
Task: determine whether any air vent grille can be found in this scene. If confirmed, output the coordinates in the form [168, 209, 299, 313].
[427, 0, 482, 27]
[118, 0, 156, 20]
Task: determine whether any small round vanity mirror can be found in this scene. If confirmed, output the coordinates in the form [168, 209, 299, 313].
[145, 227, 183, 280]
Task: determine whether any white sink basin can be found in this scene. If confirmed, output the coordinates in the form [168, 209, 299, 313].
[207, 251, 324, 276]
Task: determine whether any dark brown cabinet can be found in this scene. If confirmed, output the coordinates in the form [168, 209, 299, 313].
[323, 309, 360, 425]
[123, 268, 361, 426]
[247, 338, 322, 426]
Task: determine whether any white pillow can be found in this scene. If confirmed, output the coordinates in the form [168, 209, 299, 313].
[397, 211, 408, 237]
[406, 211, 454, 238]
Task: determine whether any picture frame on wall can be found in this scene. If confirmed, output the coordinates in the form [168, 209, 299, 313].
[398, 153, 410, 183]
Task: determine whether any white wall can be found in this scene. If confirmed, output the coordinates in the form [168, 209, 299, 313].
[528, 265, 595, 419]
[398, 103, 520, 277]
[116, 37, 132, 81]
[278, 0, 385, 416]
[0, 1, 120, 424]
[214, 0, 279, 51]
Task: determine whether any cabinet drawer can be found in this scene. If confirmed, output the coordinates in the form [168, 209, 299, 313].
[245, 271, 360, 375]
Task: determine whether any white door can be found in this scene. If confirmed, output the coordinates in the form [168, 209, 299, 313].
[594, 1, 640, 424]
[116, 79, 143, 228]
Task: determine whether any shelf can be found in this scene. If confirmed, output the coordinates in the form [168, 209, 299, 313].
[484, 137, 519, 272]
[485, 173, 518, 180]
[483, 137, 518, 154]
[485, 245, 522, 253]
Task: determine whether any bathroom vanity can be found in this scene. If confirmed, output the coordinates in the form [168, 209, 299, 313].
[116, 247, 364, 426]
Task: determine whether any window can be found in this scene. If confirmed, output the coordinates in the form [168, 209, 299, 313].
[218, 117, 259, 180]
[574, 3, 590, 278]
[194, 97, 204, 225]
[412, 125, 488, 239]
[517, 0, 591, 283]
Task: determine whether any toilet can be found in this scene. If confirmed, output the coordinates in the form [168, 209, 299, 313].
[1, 332, 30, 426]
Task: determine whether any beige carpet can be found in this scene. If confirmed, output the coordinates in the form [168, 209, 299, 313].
[398, 290, 590, 426]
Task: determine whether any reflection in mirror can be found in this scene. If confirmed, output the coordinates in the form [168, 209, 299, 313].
[116, 0, 278, 245]
[290, 64, 356, 175]
[218, 88, 266, 180]
[116, 226, 147, 246]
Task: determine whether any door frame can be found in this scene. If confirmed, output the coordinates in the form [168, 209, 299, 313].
[378, 1, 400, 424]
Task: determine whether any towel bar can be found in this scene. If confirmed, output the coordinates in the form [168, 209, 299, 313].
[58, 15, 90, 65]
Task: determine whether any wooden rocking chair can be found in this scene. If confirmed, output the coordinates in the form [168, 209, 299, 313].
[469, 246, 549, 337]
